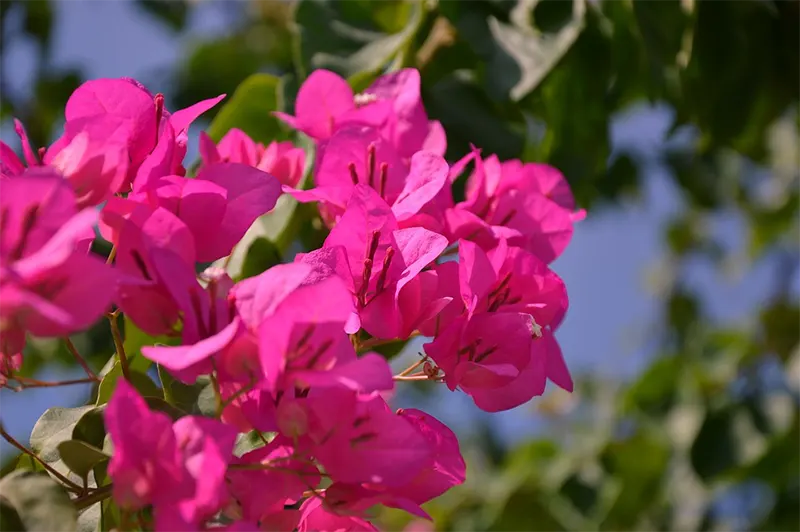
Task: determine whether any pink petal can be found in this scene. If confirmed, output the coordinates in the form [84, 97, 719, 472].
[391, 151, 449, 221]
[294, 69, 354, 140]
[169, 94, 226, 134]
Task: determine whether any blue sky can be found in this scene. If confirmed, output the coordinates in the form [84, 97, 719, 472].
[0, 0, 782, 456]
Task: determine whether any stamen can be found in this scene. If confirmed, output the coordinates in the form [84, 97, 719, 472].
[498, 208, 517, 226]
[358, 258, 373, 307]
[154, 93, 165, 130]
[188, 288, 209, 338]
[8, 204, 39, 261]
[474, 345, 498, 363]
[374, 246, 395, 294]
[37, 147, 46, 162]
[367, 143, 376, 187]
[305, 339, 333, 369]
[350, 432, 378, 446]
[378, 162, 389, 199]
[130, 250, 152, 281]
[367, 230, 380, 262]
[295, 324, 316, 351]
[348, 162, 359, 185]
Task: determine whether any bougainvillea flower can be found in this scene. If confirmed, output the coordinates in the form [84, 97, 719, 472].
[101, 201, 196, 337]
[297, 496, 378, 532]
[286, 126, 450, 226]
[421, 239, 568, 336]
[314, 408, 465, 520]
[361, 68, 444, 158]
[107, 381, 237, 527]
[275, 68, 444, 158]
[1, 120, 40, 175]
[52, 77, 224, 189]
[448, 152, 585, 263]
[200, 129, 306, 188]
[425, 312, 571, 411]
[48, 115, 132, 207]
[298, 185, 447, 339]
[155, 416, 239, 530]
[298, 389, 432, 487]
[227, 437, 320, 522]
[105, 380, 190, 510]
[126, 162, 281, 263]
[0, 171, 116, 356]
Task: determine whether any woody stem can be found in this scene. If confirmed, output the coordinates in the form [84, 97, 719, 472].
[64, 338, 99, 381]
[12, 376, 97, 389]
[397, 356, 427, 377]
[0, 422, 84, 494]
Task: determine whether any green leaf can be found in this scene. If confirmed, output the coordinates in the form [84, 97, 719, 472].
[623, 355, 683, 417]
[233, 431, 276, 457]
[206, 73, 288, 144]
[294, 0, 423, 80]
[56, 441, 109, 479]
[760, 299, 800, 362]
[599, 427, 670, 529]
[135, 0, 188, 31]
[690, 405, 768, 482]
[71, 407, 106, 450]
[486, 0, 585, 101]
[120, 316, 177, 375]
[238, 237, 284, 281]
[0, 471, 77, 532]
[425, 74, 524, 161]
[157, 365, 207, 413]
[370, 338, 409, 360]
[30, 406, 96, 463]
[143, 397, 186, 422]
[96, 363, 161, 406]
[0, 499, 25, 532]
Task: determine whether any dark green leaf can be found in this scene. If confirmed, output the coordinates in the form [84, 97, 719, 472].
[56, 440, 109, 479]
[238, 237, 283, 281]
[0, 499, 25, 532]
[206, 73, 288, 144]
[0, 471, 77, 532]
[136, 0, 188, 31]
[143, 397, 186, 422]
[96, 363, 161, 406]
[21, 0, 52, 50]
[157, 365, 207, 414]
[425, 74, 523, 161]
[71, 407, 106, 450]
[120, 316, 177, 375]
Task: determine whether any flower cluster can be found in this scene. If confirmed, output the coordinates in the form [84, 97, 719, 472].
[0, 68, 582, 530]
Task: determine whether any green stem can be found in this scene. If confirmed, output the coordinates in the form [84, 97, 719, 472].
[107, 312, 131, 381]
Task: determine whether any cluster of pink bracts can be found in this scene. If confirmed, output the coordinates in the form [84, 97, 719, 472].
[0, 68, 584, 531]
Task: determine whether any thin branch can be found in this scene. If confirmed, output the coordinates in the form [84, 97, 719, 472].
[0, 423, 84, 494]
[64, 338, 99, 381]
[10, 376, 97, 389]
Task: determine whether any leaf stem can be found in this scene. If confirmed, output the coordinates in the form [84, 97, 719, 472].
[106, 311, 131, 381]
[64, 337, 99, 382]
[72, 484, 113, 511]
[0, 422, 84, 494]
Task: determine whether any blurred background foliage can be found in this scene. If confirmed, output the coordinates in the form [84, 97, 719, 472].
[1, 0, 798, 530]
